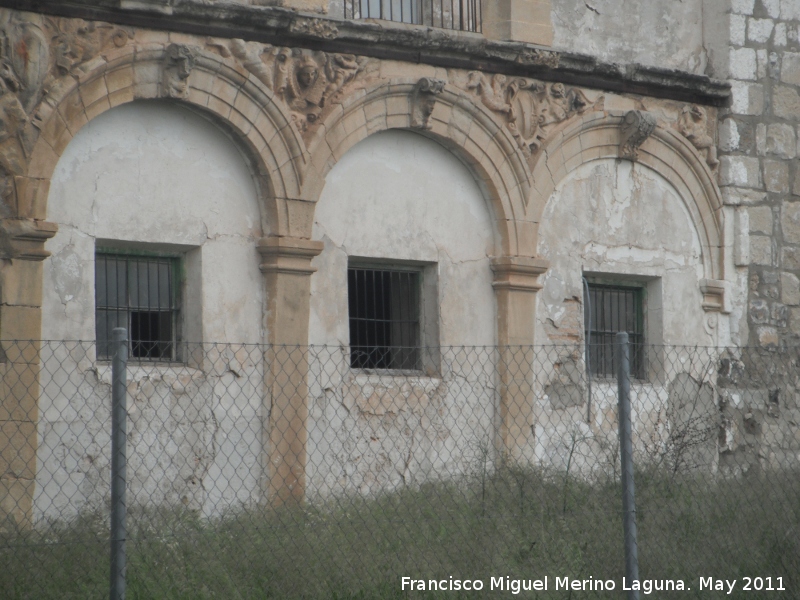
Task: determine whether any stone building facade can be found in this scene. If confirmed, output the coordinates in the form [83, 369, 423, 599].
[0, 0, 795, 526]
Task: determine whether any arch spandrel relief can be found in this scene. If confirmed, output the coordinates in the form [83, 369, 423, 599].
[0, 10, 724, 270]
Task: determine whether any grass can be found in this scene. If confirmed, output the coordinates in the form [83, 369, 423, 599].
[1, 466, 798, 599]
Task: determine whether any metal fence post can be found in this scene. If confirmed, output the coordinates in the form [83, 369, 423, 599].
[110, 328, 128, 600]
[616, 332, 640, 600]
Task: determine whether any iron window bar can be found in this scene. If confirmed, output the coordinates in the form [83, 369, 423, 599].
[584, 283, 646, 380]
[348, 267, 421, 370]
[343, 0, 482, 33]
[96, 253, 179, 362]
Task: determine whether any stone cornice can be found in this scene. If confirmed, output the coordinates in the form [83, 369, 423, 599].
[0, 0, 731, 107]
[491, 256, 549, 293]
[257, 236, 323, 276]
[0, 219, 58, 261]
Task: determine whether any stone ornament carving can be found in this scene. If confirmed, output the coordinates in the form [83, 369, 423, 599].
[162, 43, 196, 99]
[465, 73, 597, 155]
[410, 77, 445, 130]
[619, 110, 657, 161]
[289, 18, 339, 40]
[677, 104, 719, 172]
[230, 39, 360, 131]
[0, 11, 131, 216]
[51, 18, 129, 78]
[516, 48, 560, 69]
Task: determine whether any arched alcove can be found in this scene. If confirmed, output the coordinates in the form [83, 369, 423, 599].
[36, 100, 267, 522]
[309, 129, 497, 348]
[306, 129, 499, 498]
[535, 158, 710, 348]
[42, 100, 264, 344]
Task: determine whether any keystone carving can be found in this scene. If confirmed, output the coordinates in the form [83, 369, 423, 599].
[410, 77, 445, 130]
[619, 110, 657, 161]
[677, 104, 719, 173]
[465, 73, 598, 155]
[230, 39, 360, 131]
[162, 43, 196, 99]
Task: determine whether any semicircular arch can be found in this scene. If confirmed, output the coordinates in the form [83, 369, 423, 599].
[26, 44, 306, 238]
[527, 111, 724, 280]
[302, 79, 536, 258]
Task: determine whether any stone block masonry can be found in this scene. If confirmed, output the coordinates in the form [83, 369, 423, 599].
[721, 0, 800, 347]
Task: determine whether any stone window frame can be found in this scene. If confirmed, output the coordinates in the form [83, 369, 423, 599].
[583, 273, 664, 382]
[346, 257, 440, 376]
[95, 243, 189, 364]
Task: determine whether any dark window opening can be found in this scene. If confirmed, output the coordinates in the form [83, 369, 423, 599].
[96, 252, 179, 361]
[584, 283, 645, 379]
[343, 0, 481, 33]
[348, 267, 420, 370]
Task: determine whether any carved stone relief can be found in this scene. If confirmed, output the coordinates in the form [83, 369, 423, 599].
[410, 77, 445, 130]
[464, 72, 599, 155]
[619, 110, 657, 161]
[288, 17, 339, 40]
[162, 43, 196, 99]
[229, 39, 361, 132]
[50, 18, 129, 79]
[0, 11, 130, 217]
[676, 104, 719, 173]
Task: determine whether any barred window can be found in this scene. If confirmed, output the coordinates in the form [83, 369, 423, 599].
[95, 252, 180, 361]
[343, 0, 481, 32]
[348, 266, 421, 370]
[584, 283, 645, 379]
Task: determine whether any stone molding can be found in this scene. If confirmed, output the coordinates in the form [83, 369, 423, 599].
[528, 111, 726, 283]
[0, 219, 57, 261]
[4, 0, 731, 107]
[17, 40, 307, 239]
[302, 78, 536, 258]
[700, 279, 727, 313]
[490, 256, 549, 292]
[257, 236, 323, 275]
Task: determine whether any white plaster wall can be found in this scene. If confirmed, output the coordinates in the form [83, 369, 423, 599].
[551, 0, 709, 74]
[307, 130, 498, 497]
[36, 101, 266, 521]
[536, 158, 710, 348]
[532, 159, 720, 476]
[42, 100, 264, 344]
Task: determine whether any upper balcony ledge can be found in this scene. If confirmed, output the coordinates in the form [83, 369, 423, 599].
[5, 0, 731, 107]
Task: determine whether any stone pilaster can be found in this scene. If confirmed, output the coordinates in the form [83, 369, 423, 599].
[0, 218, 57, 529]
[491, 256, 548, 462]
[257, 236, 323, 504]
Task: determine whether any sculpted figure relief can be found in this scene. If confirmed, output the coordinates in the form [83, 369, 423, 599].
[162, 43, 196, 99]
[230, 38, 360, 131]
[677, 104, 719, 172]
[410, 77, 446, 129]
[465, 72, 597, 155]
[619, 110, 658, 161]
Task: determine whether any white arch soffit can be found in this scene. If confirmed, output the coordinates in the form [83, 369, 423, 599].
[32, 44, 308, 231]
[530, 111, 724, 281]
[303, 79, 535, 257]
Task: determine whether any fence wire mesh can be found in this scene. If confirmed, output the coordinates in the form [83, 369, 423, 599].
[1, 341, 798, 598]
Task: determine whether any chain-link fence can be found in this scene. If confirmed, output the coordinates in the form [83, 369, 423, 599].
[1, 339, 798, 598]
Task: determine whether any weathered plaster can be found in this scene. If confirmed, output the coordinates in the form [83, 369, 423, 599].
[306, 130, 497, 496]
[551, 0, 708, 74]
[36, 101, 266, 520]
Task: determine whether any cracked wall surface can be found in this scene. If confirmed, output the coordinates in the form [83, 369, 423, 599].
[307, 130, 498, 496]
[35, 101, 266, 521]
